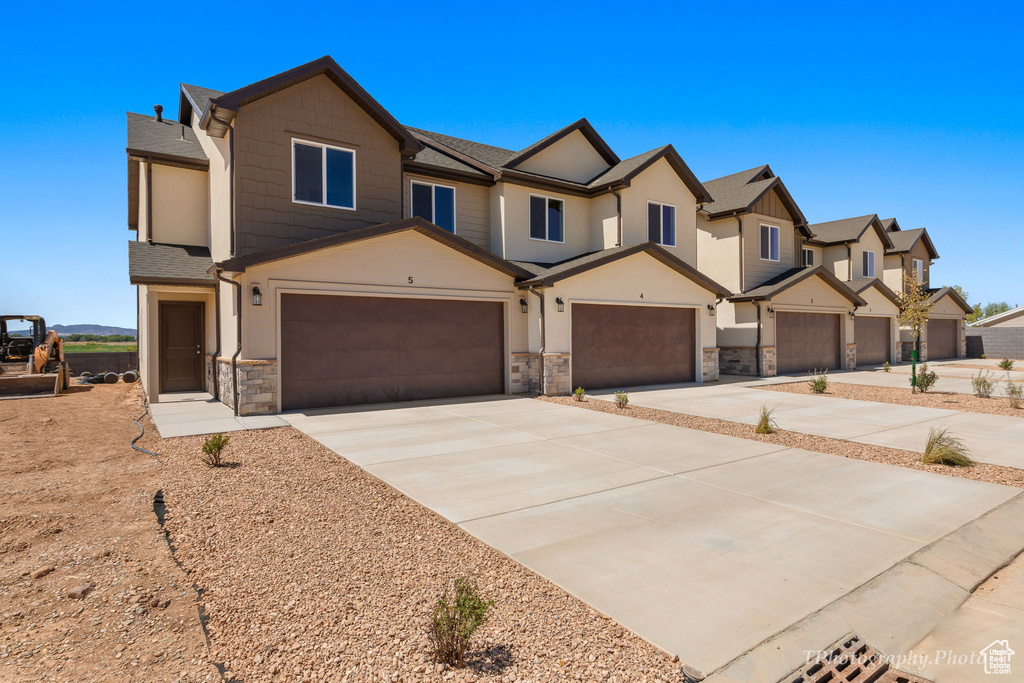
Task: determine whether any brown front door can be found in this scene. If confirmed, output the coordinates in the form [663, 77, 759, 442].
[928, 319, 959, 359]
[280, 294, 505, 410]
[571, 304, 696, 390]
[855, 316, 891, 366]
[159, 302, 204, 393]
[776, 312, 841, 375]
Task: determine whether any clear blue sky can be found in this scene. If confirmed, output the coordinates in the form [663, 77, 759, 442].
[2, 1, 1021, 328]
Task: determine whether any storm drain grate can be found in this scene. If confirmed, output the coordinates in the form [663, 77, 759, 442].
[781, 634, 932, 683]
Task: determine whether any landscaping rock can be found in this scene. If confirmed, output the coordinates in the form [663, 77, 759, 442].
[29, 565, 55, 580]
[67, 583, 95, 600]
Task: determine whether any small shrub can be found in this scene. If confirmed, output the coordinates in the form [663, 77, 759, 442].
[1006, 380, 1024, 409]
[999, 358, 1015, 371]
[428, 576, 493, 668]
[915, 364, 938, 393]
[981, 354, 987, 359]
[755, 404, 778, 434]
[921, 427, 974, 467]
[573, 386, 585, 402]
[882, 361, 891, 373]
[808, 369, 829, 394]
[613, 390, 629, 408]
[200, 433, 230, 467]
[971, 371, 995, 398]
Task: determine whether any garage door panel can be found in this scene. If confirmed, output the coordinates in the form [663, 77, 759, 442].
[776, 312, 841, 375]
[929, 319, 958, 359]
[855, 316, 890, 366]
[281, 294, 504, 409]
[571, 304, 695, 390]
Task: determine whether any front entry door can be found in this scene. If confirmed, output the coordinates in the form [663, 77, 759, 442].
[159, 302, 204, 393]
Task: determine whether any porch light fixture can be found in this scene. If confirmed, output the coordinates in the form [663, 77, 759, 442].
[252, 285, 262, 307]
[556, 297, 565, 313]
[519, 297, 528, 314]
[766, 306, 775, 319]
[848, 310, 857, 320]
[707, 304, 716, 317]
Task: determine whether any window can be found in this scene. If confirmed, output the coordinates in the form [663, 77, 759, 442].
[760, 224, 780, 261]
[912, 258, 924, 282]
[529, 195, 564, 242]
[411, 181, 456, 233]
[862, 250, 875, 278]
[802, 248, 814, 267]
[292, 139, 355, 210]
[647, 202, 676, 246]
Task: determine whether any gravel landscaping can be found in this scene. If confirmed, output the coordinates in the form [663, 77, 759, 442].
[943, 363, 1022, 373]
[541, 396, 1024, 489]
[154, 426, 692, 683]
[760, 380, 1024, 419]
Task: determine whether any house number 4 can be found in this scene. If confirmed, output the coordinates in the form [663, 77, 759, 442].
[640, 293, 644, 299]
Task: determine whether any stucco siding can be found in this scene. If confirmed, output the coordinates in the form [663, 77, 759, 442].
[850, 229, 885, 279]
[496, 182, 593, 263]
[822, 244, 850, 281]
[515, 129, 611, 184]
[621, 158, 698, 264]
[697, 214, 741, 294]
[191, 111, 232, 261]
[403, 173, 490, 250]
[149, 164, 209, 247]
[232, 75, 403, 256]
[856, 286, 899, 317]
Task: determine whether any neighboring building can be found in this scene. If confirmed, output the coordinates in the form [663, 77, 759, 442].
[970, 305, 1024, 328]
[127, 56, 729, 414]
[696, 166, 866, 376]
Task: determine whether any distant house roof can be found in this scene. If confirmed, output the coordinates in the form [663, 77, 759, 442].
[971, 305, 1024, 327]
[886, 227, 939, 259]
[214, 217, 533, 279]
[700, 165, 810, 234]
[126, 111, 207, 165]
[928, 286, 973, 315]
[850, 277, 901, 308]
[807, 214, 894, 249]
[729, 266, 866, 305]
[128, 241, 215, 286]
[512, 242, 731, 296]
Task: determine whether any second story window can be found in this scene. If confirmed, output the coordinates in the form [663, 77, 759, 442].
[912, 258, 924, 282]
[530, 195, 564, 242]
[647, 202, 676, 246]
[411, 181, 456, 233]
[292, 139, 355, 210]
[862, 251, 875, 278]
[802, 248, 814, 267]
[760, 224, 780, 261]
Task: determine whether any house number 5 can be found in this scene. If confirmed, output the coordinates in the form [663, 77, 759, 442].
[408, 276, 414, 284]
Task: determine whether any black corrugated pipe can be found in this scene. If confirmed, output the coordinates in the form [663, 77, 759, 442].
[214, 270, 242, 416]
[529, 286, 545, 395]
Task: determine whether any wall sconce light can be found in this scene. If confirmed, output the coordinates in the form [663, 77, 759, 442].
[252, 285, 262, 306]
[519, 297, 528, 314]
[707, 304, 716, 317]
[556, 297, 565, 313]
[766, 306, 775, 319]
[848, 310, 857, 320]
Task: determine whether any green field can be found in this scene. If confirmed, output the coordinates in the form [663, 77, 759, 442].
[63, 344, 138, 353]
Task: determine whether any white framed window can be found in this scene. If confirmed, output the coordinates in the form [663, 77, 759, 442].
[802, 248, 814, 267]
[529, 194, 564, 242]
[912, 258, 924, 282]
[411, 181, 456, 233]
[291, 138, 356, 210]
[760, 224, 780, 261]
[647, 201, 676, 246]
[862, 250, 875, 277]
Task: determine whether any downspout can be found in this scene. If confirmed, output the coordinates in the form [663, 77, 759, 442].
[228, 126, 236, 257]
[214, 269, 242, 416]
[609, 187, 623, 247]
[754, 300, 763, 377]
[528, 286, 545, 395]
[145, 159, 154, 243]
[846, 244, 853, 279]
[211, 278, 221, 401]
[736, 215, 744, 291]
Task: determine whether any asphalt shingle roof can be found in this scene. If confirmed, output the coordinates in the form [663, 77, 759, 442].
[408, 146, 488, 176]
[180, 83, 224, 115]
[887, 227, 926, 252]
[700, 166, 773, 214]
[128, 241, 214, 284]
[807, 215, 877, 244]
[126, 112, 207, 162]
[406, 127, 516, 169]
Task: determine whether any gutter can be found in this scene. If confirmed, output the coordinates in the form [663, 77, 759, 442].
[213, 269, 242, 416]
[529, 286, 545, 395]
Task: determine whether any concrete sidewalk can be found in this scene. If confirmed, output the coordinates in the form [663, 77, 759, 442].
[590, 380, 1024, 470]
[282, 396, 1024, 680]
[150, 392, 286, 437]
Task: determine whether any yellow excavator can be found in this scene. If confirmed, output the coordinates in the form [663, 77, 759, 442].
[0, 316, 70, 399]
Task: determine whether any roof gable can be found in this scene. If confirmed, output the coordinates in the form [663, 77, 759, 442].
[886, 227, 939, 259]
[928, 286, 973, 315]
[807, 214, 894, 249]
[850, 277, 901, 308]
[880, 217, 901, 232]
[729, 266, 867, 306]
[504, 119, 619, 175]
[701, 166, 809, 233]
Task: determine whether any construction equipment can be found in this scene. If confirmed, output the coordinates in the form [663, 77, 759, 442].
[0, 316, 71, 399]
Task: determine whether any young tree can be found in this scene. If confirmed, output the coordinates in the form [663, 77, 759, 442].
[896, 265, 935, 392]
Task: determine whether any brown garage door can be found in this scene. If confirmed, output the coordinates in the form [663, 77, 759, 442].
[855, 316, 891, 366]
[928, 318, 959, 360]
[571, 304, 695, 390]
[280, 294, 504, 410]
[776, 312, 841, 375]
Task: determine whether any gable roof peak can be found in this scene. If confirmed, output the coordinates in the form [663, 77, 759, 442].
[504, 117, 620, 169]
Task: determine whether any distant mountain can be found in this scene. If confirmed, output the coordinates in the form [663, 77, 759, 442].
[9, 324, 137, 337]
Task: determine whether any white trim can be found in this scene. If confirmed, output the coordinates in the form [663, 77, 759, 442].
[291, 137, 357, 211]
[647, 200, 677, 247]
[863, 250, 876, 278]
[912, 258, 924, 282]
[802, 248, 814, 267]
[409, 179, 457, 234]
[759, 223, 780, 262]
[528, 193, 566, 243]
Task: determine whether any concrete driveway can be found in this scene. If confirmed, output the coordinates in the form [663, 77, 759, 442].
[282, 396, 1024, 680]
[589, 380, 1024, 470]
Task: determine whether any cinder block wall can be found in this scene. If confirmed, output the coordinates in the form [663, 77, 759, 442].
[967, 329, 1024, 360]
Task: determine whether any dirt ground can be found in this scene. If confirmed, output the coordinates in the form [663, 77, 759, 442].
[760, 379, 1024, 418]
[0, 383, 218, 682]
